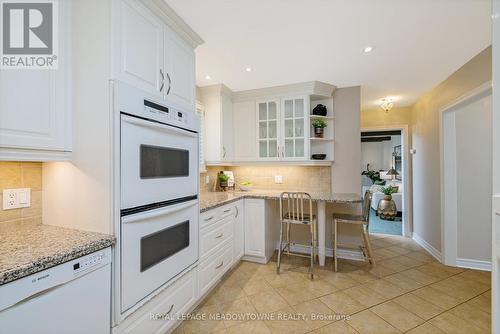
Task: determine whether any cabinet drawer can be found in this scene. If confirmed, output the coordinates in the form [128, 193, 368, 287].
[200, 216, 234, 260]
[198, 243, 233, 296]
[200, 203, 235, 229]
[120, 269, 197, 334]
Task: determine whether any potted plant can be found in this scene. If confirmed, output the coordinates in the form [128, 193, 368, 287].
[312, 119, 327, 138]
[377, 185, 398, 220]
[218, 172, 230, 191]
[361, 164, 386, 185]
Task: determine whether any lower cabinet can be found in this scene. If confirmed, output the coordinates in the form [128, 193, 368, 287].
[243, 198, 277, 263]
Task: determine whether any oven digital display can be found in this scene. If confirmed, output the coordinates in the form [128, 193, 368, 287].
[140, 220, 190, 272]
[140, 145, 189, 178]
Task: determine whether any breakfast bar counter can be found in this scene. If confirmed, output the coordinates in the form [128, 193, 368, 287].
[200, 189, 362, 266]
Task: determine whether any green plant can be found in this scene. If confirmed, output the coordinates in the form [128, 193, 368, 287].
[311, 119, 327, 129]
[361, 164, 386, 185]
[381, 185, 398, 196]
[218, 173, 229, 182]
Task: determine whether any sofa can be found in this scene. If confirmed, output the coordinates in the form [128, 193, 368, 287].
[363, 182, 403, 215]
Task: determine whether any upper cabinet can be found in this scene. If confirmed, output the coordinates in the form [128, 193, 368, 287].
[114, 0, 197, 111]
[0, 0, 72, 161]
[257, 100, 280, 159]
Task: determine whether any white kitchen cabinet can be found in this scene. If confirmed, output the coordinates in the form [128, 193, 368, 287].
[0, 1, 71, 160]
[233, 200, 244, 261]
[233, 100, 257, 161]
[256, 97, 309, 161]
[164, 28, 196, 111]
[243, 198, 276, 263]
[115, 0, 164, 97]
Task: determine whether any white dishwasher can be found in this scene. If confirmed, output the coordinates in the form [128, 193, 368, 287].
[0, 248, 112, 334]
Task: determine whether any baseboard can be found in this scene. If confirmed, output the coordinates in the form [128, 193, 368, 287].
[411, 232, 442, 262]
[456, 258, 492, 271]
[275, 242, 365, 262]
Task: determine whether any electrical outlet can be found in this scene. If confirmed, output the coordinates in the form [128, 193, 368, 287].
[274, 175, 283, 184]
[2, 188, 31, 210]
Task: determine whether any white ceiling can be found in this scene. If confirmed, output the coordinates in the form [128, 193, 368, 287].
[166, 0, 492, 109]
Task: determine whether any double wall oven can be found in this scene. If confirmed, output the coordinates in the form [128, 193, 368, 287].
[116, 82, 199, 313]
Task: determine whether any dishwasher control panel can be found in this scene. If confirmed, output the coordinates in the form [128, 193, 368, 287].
[72, 250, 107, 273]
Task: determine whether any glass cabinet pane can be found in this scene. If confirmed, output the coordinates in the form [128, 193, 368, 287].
[285, 119, 294, 138]
[259, 103, 267, 121]
[269, 140, 278, 157]
[295, 139, 304, 157]
[295, 119, 304, 137]
[259, 141, 267, 158]
[259, 121, 267, 139]
[268, 120, 277, 139]
[284, 139, 294, 157]
[294, 99, 304, 117]
[268, 102, 277, 119]
[284, 100, 293, 119]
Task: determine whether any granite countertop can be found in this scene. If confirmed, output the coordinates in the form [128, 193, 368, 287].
[0, 220, 115, 286]
[200, 189, 361, 212]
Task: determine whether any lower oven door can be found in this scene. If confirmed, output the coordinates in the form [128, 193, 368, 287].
[121, 199, 199, 313]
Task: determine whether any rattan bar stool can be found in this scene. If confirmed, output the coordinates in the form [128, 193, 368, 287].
[276, 192, 318, 279]
[331, 191, 374, 272]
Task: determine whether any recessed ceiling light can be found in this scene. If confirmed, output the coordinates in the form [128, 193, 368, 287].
[245, 67, 252, 72]
[363, 46, 375, 53]
[205, 75, 211, 80]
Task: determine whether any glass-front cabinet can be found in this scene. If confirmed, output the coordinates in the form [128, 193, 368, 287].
[256, 97, 308, 161]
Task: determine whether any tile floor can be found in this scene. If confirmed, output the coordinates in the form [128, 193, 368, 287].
[173, 234, 491, 334]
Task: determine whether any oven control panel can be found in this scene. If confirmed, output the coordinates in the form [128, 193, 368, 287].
[143, 99, 189, 127]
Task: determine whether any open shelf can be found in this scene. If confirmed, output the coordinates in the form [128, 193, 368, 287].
[309, 114, 334, 120]
[310, 137, 334, 141]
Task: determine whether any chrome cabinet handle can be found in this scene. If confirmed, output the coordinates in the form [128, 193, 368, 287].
[159, 69, 165, 92]
[222, 146, 226, 158]
[496, 212, 500, 216]
[166, 72, 171, 95]
[166, 304, 174, 315]
[204, 216, 214, 222]
[215, 233, 223, 239]
[223, 209, 231, 213]
[235, 206, 239, 218]
[215, 261, 224, 269]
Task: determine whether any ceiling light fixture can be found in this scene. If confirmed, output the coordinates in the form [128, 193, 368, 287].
[363, 45, 375, 53]
[380, 98, 394, 113]
[205, 75, 212, 80]
[245, 67, 252, 72]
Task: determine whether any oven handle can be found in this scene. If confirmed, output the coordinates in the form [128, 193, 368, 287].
[121, 200, 198, 224]
[121, 114, 197, 138]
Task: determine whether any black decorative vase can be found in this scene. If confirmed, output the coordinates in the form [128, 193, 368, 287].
[312, 104, 327, 116]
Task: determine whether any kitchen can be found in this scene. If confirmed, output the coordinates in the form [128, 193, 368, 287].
[0, 1, 497, 333]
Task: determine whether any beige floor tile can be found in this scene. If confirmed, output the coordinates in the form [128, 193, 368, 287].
[429, 311, 485, 334]
[263, 271, 308, 288]
[467, 292, 491, 314]
[343, 285, 388, 307]
[383, 273, 424, 292]
[312, 321, 359, 333]
[347, 269, 379, 284]
[392, 293, 444, 320]
[448, 302, 491, 332]
[414, 264, 454, 280]
[292, 299, 337, 330]
[406, 322, 447, 334]
[370, 301, 424, 332]
[211, 285, 247, 305]
[456, 270, 491, 286]
[377, 258, 412, 273]
[362, 279, 406, 299]
[390, 255, 426, 268]
[372, 247, 397, 260]
[398, 268, 440, 285]
[347, 310, 400, 334]
[366, 264, 398, 277]
[405, 251, 436, 263]
[275, 283, 316, 305]
[319, 291, 366, 315]
[263, 307, 310, 334]
[384, 245, 412, 256]
[319, 271, 361, 290]
[220, 297, 258, 328]
[226, 321, 271, 334]
[412, 286, 463, 310]
[240, 278, 275, 296]
[300, 276, 338, 297]
[430, 277, 488, 302]
[183, 305, 225, 334]
[248, 290, 289, 314]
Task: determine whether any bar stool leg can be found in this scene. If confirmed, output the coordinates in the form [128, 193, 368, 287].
[333, 219, 338, 272]
[309, 222, 314, 279]
[277, 221, 283, 274]
[362, 227, 375, 266]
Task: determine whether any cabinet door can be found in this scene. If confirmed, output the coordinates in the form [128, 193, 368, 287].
[116, 0, 163, 96]
[0, 1, 71, 153]
[244, 199, 266, 258]
[256, 100, 280, 160]
[281, 97, 308, 160]
[233, 101, 257, 160]
[164, 27, 195, 111]
[233, 201, 244, 261]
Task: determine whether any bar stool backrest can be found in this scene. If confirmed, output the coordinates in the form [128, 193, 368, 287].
[280, 192, 313, 224]
[362, 191, 373, 224]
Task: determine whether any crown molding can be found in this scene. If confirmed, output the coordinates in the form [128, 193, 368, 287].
[231, 81, 336, 102]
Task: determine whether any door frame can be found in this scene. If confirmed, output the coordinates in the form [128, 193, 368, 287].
[361, 124, 411, 237]
[439, 81, 492, 267]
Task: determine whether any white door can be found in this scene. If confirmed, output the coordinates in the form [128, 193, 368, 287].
[116, 0, 164, 97]
[257, 100, 280, 160]
[244, 199, 265, 258]
[281, 97, 308, 160]
[492, 0, 500, 331]
[164, 27, 196, 111]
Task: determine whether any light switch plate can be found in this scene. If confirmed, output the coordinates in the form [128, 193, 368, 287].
[274, 175, 283, 184]
[205, 175, 210, 184]
[2, 188, 31, 210]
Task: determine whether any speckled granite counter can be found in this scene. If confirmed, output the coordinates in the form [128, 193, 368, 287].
[0, 220, 115, 285]
[200, 189, 361, 212]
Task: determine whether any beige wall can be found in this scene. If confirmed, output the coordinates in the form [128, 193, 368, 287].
[0, 162, 42, 225]
[361, 106, 412, 129]
[411, 46, 492, 252]
[201, 166, 331, 194]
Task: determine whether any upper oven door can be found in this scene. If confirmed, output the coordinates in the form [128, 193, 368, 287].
[121, 114, 198, 210]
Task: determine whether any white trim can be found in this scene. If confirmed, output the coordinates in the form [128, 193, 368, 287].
[206, 160, 333, 167]
[232, 81, 336, 103]
[361, 125, 411, 238]
[456, 258, 492, 271]
[412, 232, 442, 262]
[0, 148, 71, 162]
[439, 81, 493, 267]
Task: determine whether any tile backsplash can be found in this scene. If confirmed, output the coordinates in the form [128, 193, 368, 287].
[0, 162, 42, 224]
[201, 166, 331, 193]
